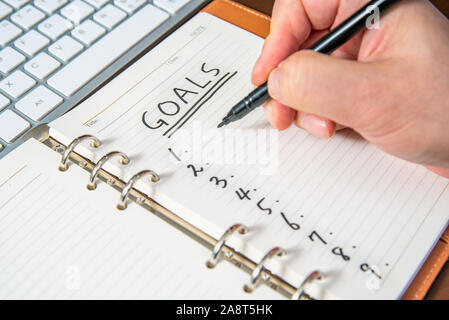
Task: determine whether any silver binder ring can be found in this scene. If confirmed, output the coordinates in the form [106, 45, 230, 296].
[117, 170, 160, 210]
[87, 151, 130, 190]
[291, 270, 325, 300]
[206, 223, 249, 269]
[243, 247, 286, 293]
[58, 135, 101, 171]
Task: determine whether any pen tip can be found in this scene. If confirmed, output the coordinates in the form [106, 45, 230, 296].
[217, 122, 225, 128]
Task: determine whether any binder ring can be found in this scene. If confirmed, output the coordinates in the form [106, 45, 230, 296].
[87, 151, 130, 190]
[117, 170, 160, 210]
[206, 223, 249, 269]
[243, 247, 286, 293]
[291, 270, 324, 300]
[58, 135, 101, 171]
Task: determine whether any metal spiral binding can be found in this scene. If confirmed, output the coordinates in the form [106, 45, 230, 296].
[47, 134, 328, 300]
[206, 223, 249, 269]
[291, 270, 325, 300]
[243, 247, 286, 293]
[117, 170, 160, 210]
[87, 151, 130, 190]
[58, 135, 101, 171]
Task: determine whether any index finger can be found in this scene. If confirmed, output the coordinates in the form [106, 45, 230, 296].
[251, 0, 311, 86]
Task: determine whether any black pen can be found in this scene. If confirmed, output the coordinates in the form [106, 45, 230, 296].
[218, 0, 402, 128]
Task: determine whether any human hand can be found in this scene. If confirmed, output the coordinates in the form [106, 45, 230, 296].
[251, 0, 449, 177]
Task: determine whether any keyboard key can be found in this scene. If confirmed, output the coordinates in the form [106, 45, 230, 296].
[0, 47, 26, 73]
[93, 4, 125, 29]
[11, 4, 45, 29]
[0, 110, 30, 143]
[15, 85, 62, 120]
[14, 30, 50, 56]
[0, 70, 36, 98]
[0, 1, 13, 19]
[84, 0, 108, 9]
[4, 0, 29, 9]
[48, 5, 169, 96]
[71, 19, 105, 45]
[113, 0, 144, 14]
[38, 14, 73, 40]
[61, 0, 94, 24]
[0, 20, 23, 46]
[154, 0, 190, 14]
[0, 93, 10, 111]
[34, 0, 67, 13]
[48, 35, 83, 62]
[24, 52, 60, 79]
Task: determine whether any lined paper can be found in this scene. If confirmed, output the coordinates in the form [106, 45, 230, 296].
[50, 12, 449, 299]
[0, 139, 280, 299]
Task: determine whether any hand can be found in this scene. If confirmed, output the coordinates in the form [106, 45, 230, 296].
[252, 0, 449, 178]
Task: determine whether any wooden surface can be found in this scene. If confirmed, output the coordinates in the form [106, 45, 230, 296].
[233, 0, 449, 300]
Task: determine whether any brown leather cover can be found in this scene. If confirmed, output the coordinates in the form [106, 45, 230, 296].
[201, 0, 270, 38]
[402, 228, 449, 299]
[201, 0, 449, 300]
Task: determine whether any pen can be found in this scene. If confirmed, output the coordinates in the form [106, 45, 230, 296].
[217, 0, 402, 128]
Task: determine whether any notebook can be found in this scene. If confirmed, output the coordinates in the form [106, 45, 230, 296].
[1, 0, 448, 300]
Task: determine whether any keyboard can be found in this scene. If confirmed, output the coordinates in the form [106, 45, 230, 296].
[0, 0, 208, 158]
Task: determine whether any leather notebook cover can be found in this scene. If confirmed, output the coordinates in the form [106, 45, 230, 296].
[201, 0, 449, 300]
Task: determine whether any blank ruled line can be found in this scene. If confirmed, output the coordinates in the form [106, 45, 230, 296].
[376, 177, 448, 283]
[0, 165, 27, 190]
[0, 175, 51, 227]
[0, 185, 68, 257]
[100, 246, 152, 299]
[0, 174, 41, 212]
[2, 199, 85, 297]
[35, 216, 106, 299]
[49, 219, 115, 299]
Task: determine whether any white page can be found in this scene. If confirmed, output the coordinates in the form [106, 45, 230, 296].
[0, 138, 280, 299]
[50, 12, 449, 299]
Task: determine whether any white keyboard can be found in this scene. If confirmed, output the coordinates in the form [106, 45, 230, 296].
[0, 0, 204, 157]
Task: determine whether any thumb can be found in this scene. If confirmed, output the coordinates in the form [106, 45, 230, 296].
[267, 50, 387, 129]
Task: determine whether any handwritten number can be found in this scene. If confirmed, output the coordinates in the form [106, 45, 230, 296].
[209, 176, 227, 189]
[235, 188, 251, 200]
[187, 164, 204, 177]
[308, 231, 327, 245]
[332, 247, 350, 261]
[360, 263, 382, 279]
[280, 212, 300, 230]
[256, 197, 272, 215]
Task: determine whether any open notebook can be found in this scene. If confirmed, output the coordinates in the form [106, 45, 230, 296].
[2, 4, 448, 299]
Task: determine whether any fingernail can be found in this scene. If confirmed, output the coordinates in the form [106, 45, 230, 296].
[264, 101, 275, 127]
[268, 67, 281, 100]
[300, 114, 332, 138]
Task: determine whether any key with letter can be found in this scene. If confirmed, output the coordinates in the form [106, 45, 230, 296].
[14, 30, 50, 56]
[0, 110, 30, 143]
[48, 5, 169, 96]
[24, 52, 61, 79]
[0, 70, 36, 98]
[48, 35, 84, 62]
[15, 85, 63, 121]
[0, 47, 26, 73]
[0, 20, 23, 46]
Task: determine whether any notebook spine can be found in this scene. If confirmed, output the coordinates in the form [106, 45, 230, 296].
[47, 134, 326, 300]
